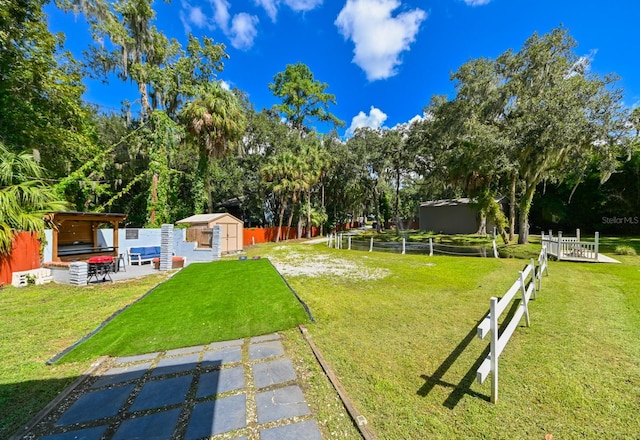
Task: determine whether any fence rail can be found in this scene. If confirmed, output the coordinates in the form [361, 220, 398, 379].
[475, 246, 548, 403]
[327, 234, 498, 258]
[541, 229, 599, 262]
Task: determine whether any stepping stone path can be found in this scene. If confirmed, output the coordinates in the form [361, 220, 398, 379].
[22, 334, 325, 439]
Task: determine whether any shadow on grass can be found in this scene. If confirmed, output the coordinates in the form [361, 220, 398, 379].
[5, 352, 227, 439]
[417, 299, 522, 408]
[1, 376, 80, 440]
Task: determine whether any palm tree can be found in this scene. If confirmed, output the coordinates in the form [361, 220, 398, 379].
[181, 83, 246, 212]
[0, 142, 67, 256]
[261, 150, 303, 242]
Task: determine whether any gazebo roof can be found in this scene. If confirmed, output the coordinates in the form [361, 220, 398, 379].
[45, 211, 127, 224]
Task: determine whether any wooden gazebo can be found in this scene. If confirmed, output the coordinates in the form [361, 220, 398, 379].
[45, 212, 127, 262]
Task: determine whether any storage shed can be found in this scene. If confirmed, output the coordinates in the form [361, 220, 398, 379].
[419, 198, 499, 234]
[176, 213, 244, 254]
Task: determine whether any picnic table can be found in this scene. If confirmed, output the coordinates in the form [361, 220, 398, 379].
[87, 256, 114, 283]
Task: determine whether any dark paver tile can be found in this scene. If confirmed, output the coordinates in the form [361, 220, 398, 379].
[55, 385, 135, 426]
[197, 366, 245, 398]
[112, 408, 181, 440]
[90, 362, 152, 388]
[130, 375, 193, 411]
[255, 385, 310, 424]
[253, 358, 297, 389]
[250, 333, 280, 343]
[40, 425, 108, 440]
[151, 352, 200, 376]
[165, 345, 205, 356]
[260, 420, 323, 440]
[248, 340, 285, 361]
[185, 394, 246, 439]
[208, 339, 244, 350]
[114, 352, 158, 365]
[202, 346, 242, 367]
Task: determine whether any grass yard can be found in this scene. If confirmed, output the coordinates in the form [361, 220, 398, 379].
[0, 273, 170, 439]
[244, 241, 640, 439]
[58, 259, 310, 363]
[0, 259, 313, 438]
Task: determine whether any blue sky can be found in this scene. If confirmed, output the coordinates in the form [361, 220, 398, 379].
[46, 0, 640, 138]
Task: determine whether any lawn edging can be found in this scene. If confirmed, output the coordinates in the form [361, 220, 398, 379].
[266, 257, 315, 322]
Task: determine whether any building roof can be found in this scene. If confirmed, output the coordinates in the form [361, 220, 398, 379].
[420, 196, 506, 208]
[176, 213, 241, 224]
[420, 198, 474, 208]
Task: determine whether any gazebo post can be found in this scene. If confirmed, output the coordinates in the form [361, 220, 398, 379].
[113, 220, 120, 258]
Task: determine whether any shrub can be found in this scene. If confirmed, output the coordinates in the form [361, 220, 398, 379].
[614, 245, 637, 256]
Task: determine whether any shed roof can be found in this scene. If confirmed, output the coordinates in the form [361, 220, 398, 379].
[176, 213, 241, 224]
[420, 196, 506, 208]
[420, 198, 474, 208]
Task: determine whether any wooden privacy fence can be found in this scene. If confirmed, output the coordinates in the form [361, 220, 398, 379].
[541, 229, 599, 262]
[476, 245, 549, 403]
[0, 232, 42, 286]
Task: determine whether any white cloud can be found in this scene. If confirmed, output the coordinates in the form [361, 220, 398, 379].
[180, 0, 259, 50]
[284, 0, 323, 12]
[180, 0, 211, 33]
[255, 0, 322, 22]
[346, 106, 388, 137]
[335, 0, 427, 81]
[254, 0, 278, 22]
[229, 13, 260, 50]
[189, 6, 208, 28]
[220, 80, 231, 90]
[463, 0, 491, 5]
[211, 0, 231, 32]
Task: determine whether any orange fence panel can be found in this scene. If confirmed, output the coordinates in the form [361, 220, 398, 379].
[0, 232, 41, 286]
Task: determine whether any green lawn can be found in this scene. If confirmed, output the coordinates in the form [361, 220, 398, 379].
[58, 259, 310, 363]
[0, 274, 169, 439]
[244, 241, 640, 439]
[3, 239, 638, 439]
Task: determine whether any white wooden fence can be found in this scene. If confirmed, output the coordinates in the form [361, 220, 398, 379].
[541, 229, 599, 261]
[327, 233, 498, 258]
[476, 246, 548, 403]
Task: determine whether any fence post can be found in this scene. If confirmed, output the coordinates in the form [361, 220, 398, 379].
[576, 228, 581, 242]
[429, 238, 433, 256]
[252, 236, 255, 246]
[490, 297, 498, 403]
[402, 238, 406, 255]
[594, 231, 599, 260]
[492, 239, 498, 258]
[557, 231, 563, 261]
[348, 236, 352, 250]
[369, 236, 373, 252]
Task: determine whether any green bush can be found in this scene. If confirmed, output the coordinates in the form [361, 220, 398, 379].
[615, 245, 637, 256]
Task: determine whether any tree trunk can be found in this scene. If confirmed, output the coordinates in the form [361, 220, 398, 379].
[517, 184, 536, 244]
[509, 173, 517, 242]
[476, 212, 487, 235]
[320, 181, 325, 236]
[306, 188, 312, 239]
[286, 192, 297, 240]
[276, 200, 286, 243]
[394, 168, 401, 234]
[372, 183, 381, 232]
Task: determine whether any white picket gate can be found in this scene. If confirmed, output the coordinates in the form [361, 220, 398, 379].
[476, 246, 548, 403]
